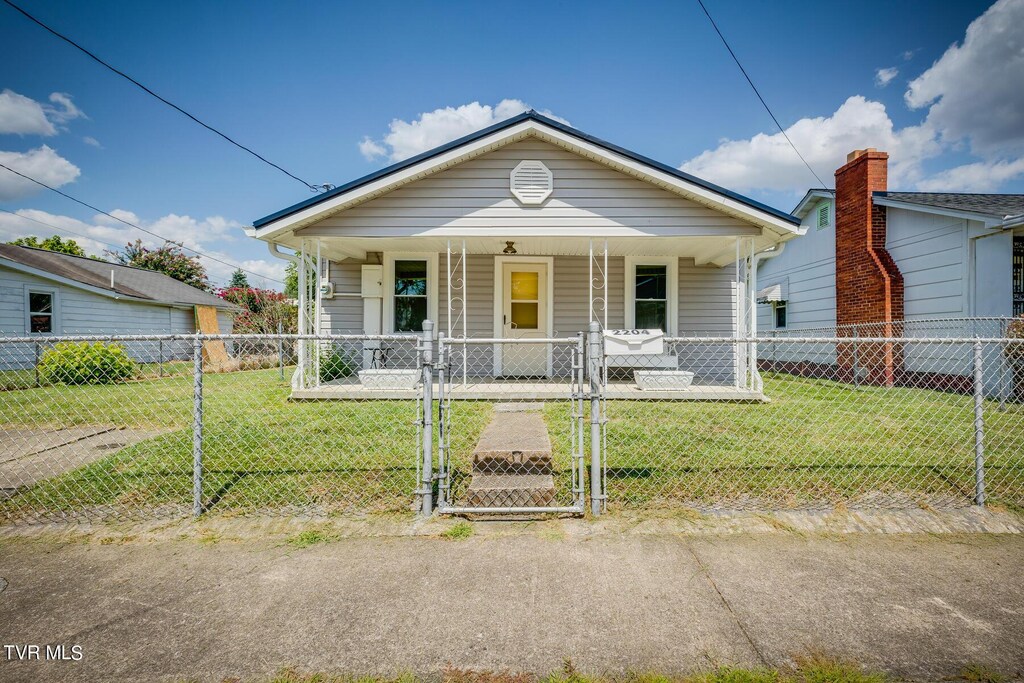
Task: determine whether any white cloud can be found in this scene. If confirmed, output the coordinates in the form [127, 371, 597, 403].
[0, 89, 56, 136]
[360, 99, 570, 162]
[0, 90, 86, 136]
[905, 0, 1024, 155]
[0, 146, 81, 200]
[915, 157, 1024, 192]
[0, 208, 282, 287]
[874, 67, 899, 87]
[83, 136, 102, 148]
[679, 96, 940, 193]
[45, 92, 86, 126]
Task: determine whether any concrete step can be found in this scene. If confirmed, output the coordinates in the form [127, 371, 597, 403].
[465, 473, 556, 508]
[471, 412, 552, 474]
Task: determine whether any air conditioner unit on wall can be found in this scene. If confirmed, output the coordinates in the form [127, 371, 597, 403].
[319, 278, 335, 299]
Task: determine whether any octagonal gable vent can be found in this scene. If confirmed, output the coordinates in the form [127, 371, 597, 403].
[510, 160, 553, 205]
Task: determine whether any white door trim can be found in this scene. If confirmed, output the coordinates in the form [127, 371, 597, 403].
[493, 256, 555, 376]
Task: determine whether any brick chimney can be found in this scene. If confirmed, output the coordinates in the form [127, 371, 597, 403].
[834, 148, 904, 385]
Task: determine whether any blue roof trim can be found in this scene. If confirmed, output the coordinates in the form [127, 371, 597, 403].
[252, 110, 799, 228]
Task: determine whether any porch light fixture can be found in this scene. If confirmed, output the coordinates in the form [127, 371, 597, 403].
[503, 241, 517, 255]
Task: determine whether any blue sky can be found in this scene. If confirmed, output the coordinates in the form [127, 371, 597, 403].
[1, 0, 1021, 288]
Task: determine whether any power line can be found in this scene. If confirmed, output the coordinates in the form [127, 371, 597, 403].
[2, 0, 328, 194]
[0, 162, 283, 285]
[695, 0, 834, 193]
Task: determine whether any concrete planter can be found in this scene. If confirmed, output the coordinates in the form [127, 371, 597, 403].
[634, 370, 694, 391]
[358, 369, 420, 390]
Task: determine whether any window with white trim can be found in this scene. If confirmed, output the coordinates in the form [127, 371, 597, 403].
[28, 290, 55, 333]
[393, 259, 428, 332]
[625, 257, 677, 334]
[773, 301, 787, 329]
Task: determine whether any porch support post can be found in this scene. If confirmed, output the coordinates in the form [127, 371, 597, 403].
[420, 319, 434, 516]
[588, 320, 603, 516]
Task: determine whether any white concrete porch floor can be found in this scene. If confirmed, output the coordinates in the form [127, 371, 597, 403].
[291, 378, 765, 401]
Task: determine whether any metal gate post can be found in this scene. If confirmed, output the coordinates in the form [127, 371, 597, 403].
[587, 321, 603, 516]
[973, 338, 986, 506]
[420, 320, 434, 516]
[192, 334, 204, 517]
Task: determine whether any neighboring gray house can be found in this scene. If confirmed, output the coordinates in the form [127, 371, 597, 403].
[758, 154, 1023, 336]
[755, 148, 1023, 392]
[0, 243, 236, 340]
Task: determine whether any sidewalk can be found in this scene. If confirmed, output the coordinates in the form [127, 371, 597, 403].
[0, 516, 1022, 682]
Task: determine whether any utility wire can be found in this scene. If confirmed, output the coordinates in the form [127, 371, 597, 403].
[2, 0, 327, 193]
[0, 162, 284, 285]
[695, 0, 834, 193]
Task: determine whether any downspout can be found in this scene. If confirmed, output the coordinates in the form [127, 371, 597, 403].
[748, 242, 787, 393]
[266, 242, 303, 388]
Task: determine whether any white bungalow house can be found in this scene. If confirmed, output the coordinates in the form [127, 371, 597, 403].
[246, 111, 803, 398]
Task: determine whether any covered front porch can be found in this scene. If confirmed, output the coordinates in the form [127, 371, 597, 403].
[288, 232, 770, 400]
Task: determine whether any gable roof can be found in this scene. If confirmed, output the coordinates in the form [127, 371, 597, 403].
[872, 192, 1024, 220]
[791, 188, 835, 219]
[251, 110, 799, 235]
[0, 244, 237, 310]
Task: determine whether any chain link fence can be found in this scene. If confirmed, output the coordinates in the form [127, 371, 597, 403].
[602, 335, 1024, 510]
[2, 329, 1022, 523]
[1, 333, 423, 522]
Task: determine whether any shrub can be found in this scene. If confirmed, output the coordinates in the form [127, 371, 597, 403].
[319, 347, 358, 383]
[1006, 315, 1024, 359]
[37, 342, 138, 385]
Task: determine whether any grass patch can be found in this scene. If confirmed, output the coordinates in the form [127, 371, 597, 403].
[440, 520, 474, 540]
[954, 664, 1006, 683]
[246, 655, 896, 683]
[287, 527, 339, 549]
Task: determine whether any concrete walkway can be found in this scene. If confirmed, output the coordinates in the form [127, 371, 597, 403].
[0, 523, 1022, 682]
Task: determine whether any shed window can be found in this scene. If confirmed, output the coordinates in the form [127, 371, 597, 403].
[817, 203, 831, 230]
[393, 260, 429, 332]
[28, 291, 54, 333]
[634, 265, 668, 332]
[773, 301, 787, 329]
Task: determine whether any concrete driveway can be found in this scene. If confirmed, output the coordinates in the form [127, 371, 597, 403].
[0, 521, 1021, 682]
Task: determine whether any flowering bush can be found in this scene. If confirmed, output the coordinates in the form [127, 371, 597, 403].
[107, 240, 210, 291]
[217, 286, 297, 334]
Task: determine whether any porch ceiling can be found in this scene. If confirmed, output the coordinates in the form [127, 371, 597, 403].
[300, 235, 770, 266]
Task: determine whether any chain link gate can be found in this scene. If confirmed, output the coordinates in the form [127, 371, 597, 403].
[434, 335, 588, 514]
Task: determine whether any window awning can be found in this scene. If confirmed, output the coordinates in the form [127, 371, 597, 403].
[757, 278, 788, 303]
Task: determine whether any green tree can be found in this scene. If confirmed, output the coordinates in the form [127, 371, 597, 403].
[107, 240, 211, 291]
[9, 234, 88, 257]
[284, 261, 298, 299]
[229, 268, 249, 288]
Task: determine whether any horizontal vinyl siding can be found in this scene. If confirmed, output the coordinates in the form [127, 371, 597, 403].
[755, 197, 838, 367]
[321, 260, 365, 334]
[886, 208, 968, 319]
[306, 139, 753, 236]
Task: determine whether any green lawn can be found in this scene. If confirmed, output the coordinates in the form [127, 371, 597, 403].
[604, 372, 1024, 508]
[1, 369, 1021, 519]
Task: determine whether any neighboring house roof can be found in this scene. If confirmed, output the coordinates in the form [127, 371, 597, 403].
[251, 110, 800, 235]
[791, 188, 836, 219]
[0, 244, 237, 310]
[873, 192, 1024, 220]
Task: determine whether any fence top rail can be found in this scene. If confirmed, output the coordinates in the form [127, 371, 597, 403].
[663, 336, 1024, 344]
[441, 336, 581, 345]
[0, 333, 422, 343]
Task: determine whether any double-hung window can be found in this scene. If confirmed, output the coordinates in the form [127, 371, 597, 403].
[393, 259, 429, 332]
[773, 301, 787, 329]
[28, 290, 55, 334]
[625, 257, 677, 334]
